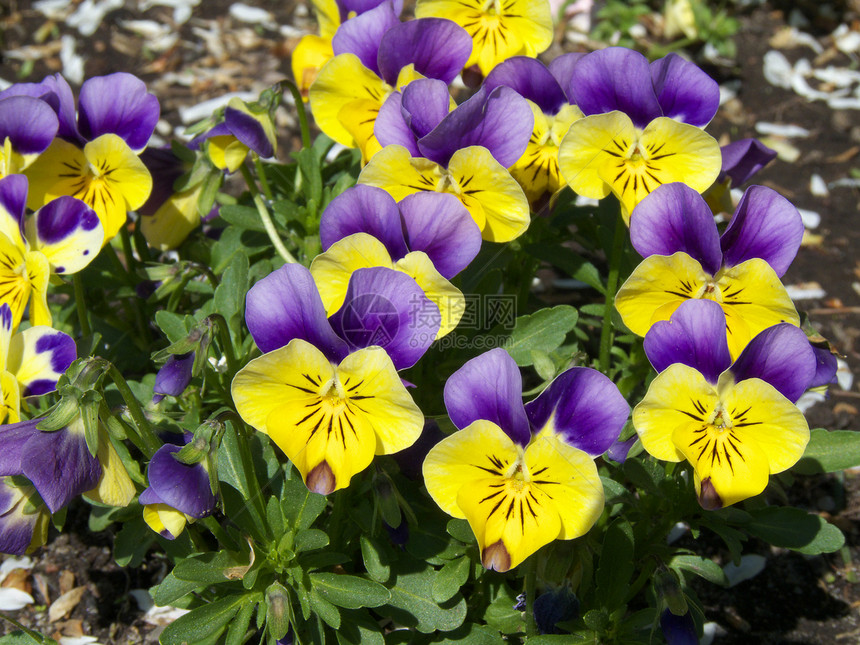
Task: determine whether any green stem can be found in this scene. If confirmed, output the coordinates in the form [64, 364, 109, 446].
[240, 164, 297, 264]
[254, 154, 275, 202]
[210, 313, 240, 376]
[119, 227, 137, 273]
[598, 212, 627, 375]
[524, 557, 538, 637]
[0, 612, 46, 643]
[201, 516, 239, 550]
[107, 364, 160, 457]
[73, 273, 92, 337]
[285, 80, 312, 150]
[234, 420, 270, 539]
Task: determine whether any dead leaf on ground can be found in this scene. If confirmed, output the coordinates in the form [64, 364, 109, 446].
[827, 146, 860, 163]
[0, 568, 32, 594]
[59, 570, 76, 596]
[49, 586, 87, 622]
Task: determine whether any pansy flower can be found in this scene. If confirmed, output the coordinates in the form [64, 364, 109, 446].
[414, 0, 552, 77]
[0, 175, 104, 329]
[558, 48, 721, 221]
[361, 79, 532, 241]
[634, 299, 815, 508]
[423, 348, 629, 571]
[292, 0, 404, 99]
[232, 264, 432, 494]
[309, 4, 472, 162]
[0, 95, 59, 178]
[310, 185, 480, 338]
[615, 182, 802, 358]
[201, 97, 278, 173]
[21, 73, 157, 242]
[0, 477, 51, 555]
[141, 440, 217, 540]
[0, 303, 76, 424]
[482, 55, 584, 202]
[705, 138, 778, 215]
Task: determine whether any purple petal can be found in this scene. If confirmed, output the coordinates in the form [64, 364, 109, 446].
[225, 107, 273, 158]
[319, 185, 409, 259]
[606, 437, 637, 464]
[37, 74, 80, 143]
[719, 138, 777, 187]
[77, 73, 160, 149]
[138, 486, 165, 506]
[245, 264, 349, 361]
[21, 329, 77, 396]
[809, 344, 838, 388]
[0, 174, 28, 231]
[643, 299, 731, 384]
[0, 483, 38, 556]
[650, 53, 719, 127]
[0, 96, 58, 155]
[377, 18, 472, 86]
[443, 348, 531, 446]
[0, 304, 11, 334]
[147, 444, 216, 518]
[400, 78, 451, 139]
[329, 267, 439, 370]
[729, 324, 817, 403]
[483, 57, 566, 114]
[22, 425, 101, 513]
[568, 48, 662, 129]
[399, 192, 481, 278]
[547, 53, 586, 102]
[33, 195, 100, 243]
[525, 367, 629, 456]
[332, 2, 399, 76]
[339, 0, 403, 18]
[374, 91, 421, 155]
[719, 186, 803, 277]
[153, 352, 195, 400]
[0, 419, 40, 476]
[418, 86, 533, 167]
[660, 610, 698, 645]
[629, 183, 722, 276]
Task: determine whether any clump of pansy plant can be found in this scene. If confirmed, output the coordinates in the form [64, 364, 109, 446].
[0, 36, 852, 645]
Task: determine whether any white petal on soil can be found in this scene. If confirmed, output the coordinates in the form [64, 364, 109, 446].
[836, 358, 853, 392]
[0, 588, 35, 611]
[34, 0, 73, 20]
[60, 35, 85, 85]
[829, 178, 860, 189]
[129, 589, 154, 612]
[785, 282, 826, 300]
[67, 0, 124, 37]
[666, 522, 688, 544]
[178, 92, 257, 123]
[229, 3, 275, 25]
[796, 389, 827, 413]
[798, 207, 821, 228]
[809, 175, 829, 198]
[139, 0, 201, 24]
[755, 122, 810, 138]
[0, 556, 33, 584]
[143, 604, 191, 626]
[723, 554, 767, 587]
[833, 24, 860, 55]
[812, 66, 860, 88]
[59, 638, 102, 645]
[119, 20, 178, 52]
[763, 50, 795, 89]
[827, 96, 860, 110]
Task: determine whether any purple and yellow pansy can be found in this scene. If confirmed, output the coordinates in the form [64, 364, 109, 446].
[558, 48, 722, 221]
[634, 299, 816, 509]
[20, 73, 157, 242]
[360, 79, 532, 241]
[615, 182, 802, 359]
[232, 263, 432, 495]
[423, 349, 629, 571]
[0, 175, 103, 329]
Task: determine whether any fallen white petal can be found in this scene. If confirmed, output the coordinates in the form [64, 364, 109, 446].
[229, 2, 274, 25]
[60, 35, 85, 85]
[0, 556, 33, 584]
[836, 358, 853, 392]
[723, 554, 767, 587]
[763, 50, 795, 89]
[67, 0, 124, 37]
[59, 638, 102, 645]
[129, 589, 154, 613]
[786, 283, 826, 300]
[809, 175, 829, 198]
[829, 178, 860, 189]
[812, 66, 860, 88]
[798, 207, 821, 228]
[833, 24, 860, 55]
[143, 604, 191, 626]
[34, 0, 73, 19]
[827, 96, 860, 110]
[0, 588, 35, 611]
[755, 122, 810, 138]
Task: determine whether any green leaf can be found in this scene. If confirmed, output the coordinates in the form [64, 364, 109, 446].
[152, 571, 203, 606]
[429, 623, 505, 643]
[622, 456, 663, 495]
[172, 551, 243, 586]
[483, 585, 522, 635]
[334, 609, 385, 645]
[295, 148, 323, 205]
[309, 589, 341, 629]
[214, 250, 249, 325]
[596, 517, 634, 609]
[219, 204, 267, 232]
[745, 507, 845, 554]
[793, 428, 860, 474]
[524, 244, 605, 294]
[295, 528, 330, 552]
[114, 517, 154, 567]
[446, 519, 475, 544]
[0, 634, 59, 645]
[282, 468, 327, 530]
[505, 306, 579, 366]
[310, 573, 390, 609]
[156, 310, 192, 343]
[669, 554, 729, 587]
[159, 594, 250, 645]
[432, 556, 470, 603]
[360, 535, 391, 583]
[225, 599, 257, 645]
[386, 570, 467, 633]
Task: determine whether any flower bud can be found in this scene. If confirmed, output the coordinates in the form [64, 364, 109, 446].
[153, 352, 194, 402]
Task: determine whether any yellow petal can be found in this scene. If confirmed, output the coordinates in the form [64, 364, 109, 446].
[310, 233, 394, 315]
[558, 111, 630, 201]
[0, 370, 20, 424]
[23, 251, 51, 327]
[144, 504, 188, 539]
[309, 53, 390, 148]
[359, 144, 446, 202]
[615, 252, 709, 337]
[0, 233, 32, 330]
[423, 420, 520, 519]
[338, 99, 383, 165]
[208, 135, 249, 173]
[292, 35, 335, 101]
[140, 184, 204, 251]
[633, 363, 719, 462]
[83, 428, 136, 507]
[311, 0, 340, 38]
[395, 251, 464, 338]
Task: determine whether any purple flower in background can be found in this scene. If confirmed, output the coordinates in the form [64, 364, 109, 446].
[153, 352, 195, 403]
[719, 138, 777, 187]
[660, 609, 698, 645]
[141, 442, 217, 540]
